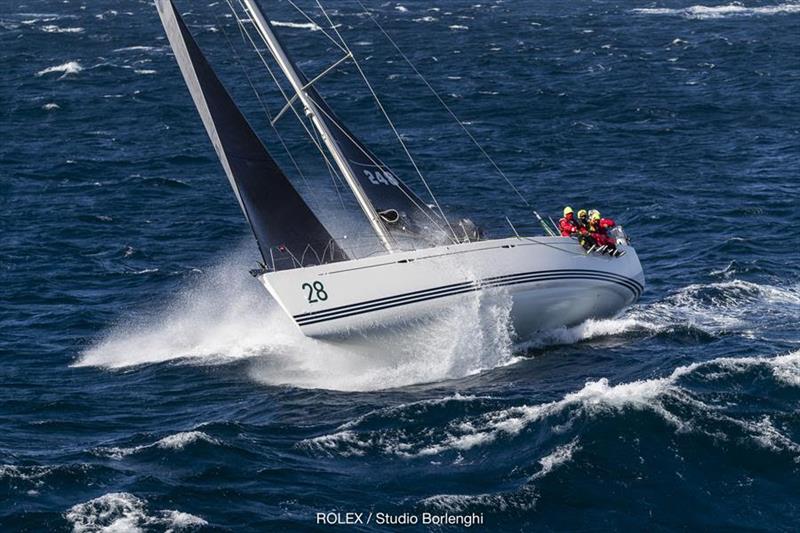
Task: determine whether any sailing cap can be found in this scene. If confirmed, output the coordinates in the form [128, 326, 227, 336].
[563, 206, 574, 217]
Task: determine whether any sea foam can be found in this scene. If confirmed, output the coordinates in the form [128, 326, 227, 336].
[76, 246, 518, 391]
[41, 25, 84, 33]
[76, 237, 800, 391]
[301, 350, 800, 459]
[36, 61, 82, 78]
[632, 3, 800, 19]
[65, 492, 206, 532]
[96, 431, 221, 460]
[270, 20, 321, 31]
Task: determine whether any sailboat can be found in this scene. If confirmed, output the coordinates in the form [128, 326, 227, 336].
[155, 0, 644, 339]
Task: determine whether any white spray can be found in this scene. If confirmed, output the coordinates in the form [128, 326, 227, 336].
[76, 246, 519, 391]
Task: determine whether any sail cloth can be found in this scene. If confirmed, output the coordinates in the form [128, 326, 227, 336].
[258, 12, 453, 243]
[306, 86, 452, 241]
[155, 0, 348, 270]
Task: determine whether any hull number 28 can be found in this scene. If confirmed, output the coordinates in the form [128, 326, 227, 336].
[302, 281, 328, 303]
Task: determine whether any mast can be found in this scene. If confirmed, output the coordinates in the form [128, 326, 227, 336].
[241, 0, 395, 253]
[155, 0, 347, 270]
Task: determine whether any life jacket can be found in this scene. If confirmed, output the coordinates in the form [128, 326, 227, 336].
[558, 215, 577, 237]
[599, 218, 616, 231]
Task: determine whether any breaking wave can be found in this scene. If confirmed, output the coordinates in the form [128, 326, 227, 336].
[65, 492, 206, 532]
[300, 350, 800, 459]
[299, 349, 800, 512]
[418, 440, 579, 513]
[631, 3, 800, 19]
[531, 438, 581, 480]
[421, 488, 538, 513]
[270, 20, 321, 31]
[93, 431, 221, 460]
[112, 45, 159, 53]
[41, 25, 84, 33]
[36, 61, 82, 78]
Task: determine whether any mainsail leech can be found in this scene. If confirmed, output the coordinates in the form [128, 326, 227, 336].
[155, 0, 347, 270]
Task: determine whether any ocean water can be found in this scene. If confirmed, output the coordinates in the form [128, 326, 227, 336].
[2, 0, 800, 530]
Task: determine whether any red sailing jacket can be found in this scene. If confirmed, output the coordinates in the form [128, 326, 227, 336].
[599, 218, 616, 232]
[559, 215, 578, 236]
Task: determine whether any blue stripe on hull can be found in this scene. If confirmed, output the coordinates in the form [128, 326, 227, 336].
[294, 270, 643, 327]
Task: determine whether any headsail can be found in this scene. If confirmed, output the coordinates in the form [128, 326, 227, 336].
[304, 86, 452, 242]
[155, 0, 347, 270]
[241, 0, 457, 250]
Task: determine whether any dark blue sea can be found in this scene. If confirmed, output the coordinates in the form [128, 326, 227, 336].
[3, 0, 800, 530]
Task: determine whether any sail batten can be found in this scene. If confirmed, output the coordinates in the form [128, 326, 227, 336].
[156, 0, 347, 270]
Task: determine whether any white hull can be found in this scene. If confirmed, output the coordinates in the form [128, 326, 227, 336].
[257, 236, 644, 340]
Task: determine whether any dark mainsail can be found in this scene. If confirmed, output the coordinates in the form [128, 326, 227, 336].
[155, 0, 347, 269]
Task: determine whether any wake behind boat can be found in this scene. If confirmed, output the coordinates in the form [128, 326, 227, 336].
[155, 0, 644, 340]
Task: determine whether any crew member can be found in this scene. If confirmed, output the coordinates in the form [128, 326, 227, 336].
[576, 209, 589, 231]
[589, 210, 620, 255]
[575, 209, 594, 250]
[559, 206, 578, 237]
[599, 215, 616, 234]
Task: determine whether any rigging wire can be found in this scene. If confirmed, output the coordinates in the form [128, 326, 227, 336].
[353, 0, 533, 210]
[227, 0, 349, 211]
[314, 0, 458, 240]
[230, 0, 324, 144]
[284, 0, 347, 54]
[308, 113, 350, 209]
[216, 8, 326, 209]
[307, 101, 454, 239]
[235, 0, 455, 243]
[207, 3, 566, 258]
[230, 0, 398, 249]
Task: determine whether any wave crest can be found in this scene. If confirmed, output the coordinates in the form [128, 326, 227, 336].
[270, 20, 321, 31]
[65, 492, 206, 532]
[301, 350, 800, 459]
[36, 61, 82, 78]
[94, 431, 221, 460]
[632, 3, 800, 19]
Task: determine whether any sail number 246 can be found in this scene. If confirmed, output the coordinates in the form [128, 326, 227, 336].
[302, 281, 328, 303]
[363, 169, 399, 186]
